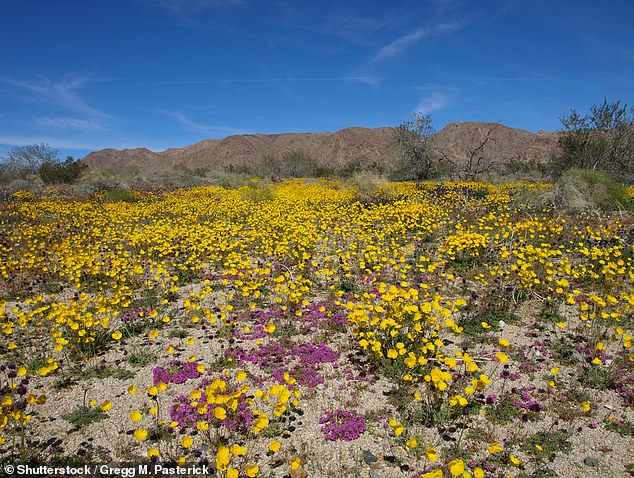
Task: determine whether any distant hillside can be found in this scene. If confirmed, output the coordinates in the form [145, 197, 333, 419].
[81, 122, 559, 176]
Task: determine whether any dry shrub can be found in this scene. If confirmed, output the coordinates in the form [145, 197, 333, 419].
[546, 168, 629, 212]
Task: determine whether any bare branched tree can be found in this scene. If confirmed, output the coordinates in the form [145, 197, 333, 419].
[438, 123, 500, 180]
[0, 143, 58, 181]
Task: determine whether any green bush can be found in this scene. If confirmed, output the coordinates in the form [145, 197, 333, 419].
[390, 112, 436, 181]
[547, 168, 629, 211]
[551, 99, 633, 181]
[39, 157, 88, 184]
[103, 187, 139, 203]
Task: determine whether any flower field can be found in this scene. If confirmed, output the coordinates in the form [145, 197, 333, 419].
[1, 179, 633, 477]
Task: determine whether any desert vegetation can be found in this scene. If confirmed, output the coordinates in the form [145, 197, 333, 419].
[0, 99, 632, 477]
[0, 176, 633, 477]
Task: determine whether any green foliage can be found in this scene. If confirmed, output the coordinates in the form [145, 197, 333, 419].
[62, 406, 108, 428]
[128, 350, 158, 367]
[551, 98, 634, 180]
[391, 113, 437, 181]
[522, 430, 572, 460]
[604, 418, 634, 437]
[103, 187, 139, 203]
[579, 364, 614, 389]
[39, 156, 88, 184]
[485, 395, 520, 425]
[548, 168, 629, 211]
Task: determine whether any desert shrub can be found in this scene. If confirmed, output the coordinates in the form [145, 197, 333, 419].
[546, 168, 628, 211]
[259, 151, 318, 179]
[346, 172, 388, 203]
[6, 178, 31, 193]
[503, 156, 548, 181]
[391, 113, 436, 181]
[240, 181, 274, 202]
[39, 157, 87, 184]
[551, 98, 634, 181]
[214, 173, 250, 189]
[0, 143, 57, 182]
[103, 187, 139, 203]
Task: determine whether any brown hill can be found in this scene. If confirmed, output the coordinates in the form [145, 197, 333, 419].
[81, 122, 559, 176]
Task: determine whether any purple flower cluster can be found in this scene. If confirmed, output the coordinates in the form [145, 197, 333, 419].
[232, 341, 339, 387]
[319, 409, 366, 441]
[295, 302, 348, 334]
[121, 308, 152, 323]
[500, 368, 521, 381]
[511, 386, 543, 412]
[232, 309, 276, 340]
[612, 362, 634, 406]
[153, 360, 201, 386]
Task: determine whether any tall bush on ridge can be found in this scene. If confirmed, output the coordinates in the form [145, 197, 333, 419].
[551, 98, 634, 180]
[391, 112, 437, 181]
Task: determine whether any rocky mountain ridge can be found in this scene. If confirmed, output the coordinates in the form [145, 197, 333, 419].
[82, 122, 560, 176]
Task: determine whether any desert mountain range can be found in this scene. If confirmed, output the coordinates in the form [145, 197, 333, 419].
[82, 122, 560, 176]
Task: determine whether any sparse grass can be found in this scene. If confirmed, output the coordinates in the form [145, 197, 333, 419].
[62, 406, 107, 428]
[127, 350, 157, 367]
[579, 365, 614, 389]
[485, 395, 520, 425]
[604, 418, 634, 437]
[168, 329, 189, 339]
[522, 430, 572, 461]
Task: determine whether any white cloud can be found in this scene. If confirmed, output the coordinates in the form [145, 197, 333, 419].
[373, 21, 463, 61]
[35, 116, 109, 132]
[344, 75, 380, 87]
[415, 92, 451, 114]
[0, 74, 110, 119]
[154, 109, 254, 137]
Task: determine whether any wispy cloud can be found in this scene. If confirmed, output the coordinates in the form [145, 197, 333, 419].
[155, 109, 254, 137]
[344, 75, 380, 87]
[373, 21, 463, 61]
[157, 110, 211, 135]
[35, 116, 109, 132]
[0, 74, 110, 119]
[415, 92, 451, 114]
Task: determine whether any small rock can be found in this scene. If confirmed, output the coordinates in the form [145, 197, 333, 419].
[583, 456, 599, 467]
[369, 471, 381, 478]
[362, 450, 377, 464]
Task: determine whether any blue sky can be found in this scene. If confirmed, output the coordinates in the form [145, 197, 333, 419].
[1, 0, 633, 160]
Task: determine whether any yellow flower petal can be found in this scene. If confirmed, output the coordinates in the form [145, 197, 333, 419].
[182, 436, 193, 448]
[448, 459, 464, 476]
